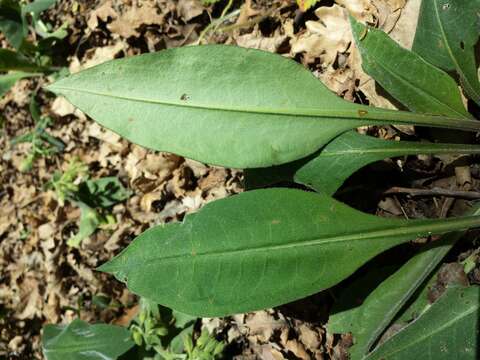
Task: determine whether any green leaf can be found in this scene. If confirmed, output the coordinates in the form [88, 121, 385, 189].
[365, 285, 479, 360]
[76, 177, 130, 209]
[67, 203, 100, 247]
[0, 0, 24, 49]
[169, 324, 195, 354]
[328, 205, 480, 359]
[46, 45, 480, 168]
[294, 131, 480, 195]
[21, 0, 66, 40]
[413, 0, 480, 105]
[350, 16, 470, 118]
[22, 0, 57, 26]
[0, 71, 40, 98]
[42, 318, 134, 360]
[0, 48, 46, 72]
[246, 131, 480, 195]
[98, 188, 480, 317]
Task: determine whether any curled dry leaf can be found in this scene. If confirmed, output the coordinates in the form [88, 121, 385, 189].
[108, 1, 165, 38]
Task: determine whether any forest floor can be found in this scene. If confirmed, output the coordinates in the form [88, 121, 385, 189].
[1, 0, 479, 359]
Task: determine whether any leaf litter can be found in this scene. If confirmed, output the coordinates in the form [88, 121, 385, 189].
[0, 0, 479, 359]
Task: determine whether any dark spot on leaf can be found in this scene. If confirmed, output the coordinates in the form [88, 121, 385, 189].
[180, 93, 189, 101]
[460, 41, 465, 50]
[128, 118, 134, 122]
[358, 109, 368, 117]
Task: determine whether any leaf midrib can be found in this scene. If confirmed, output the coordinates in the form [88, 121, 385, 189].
[48, 85, 373, 119]
[111, 216, 480, 270]
[321, 146, 480, 157]
[49, 84, 473, 129]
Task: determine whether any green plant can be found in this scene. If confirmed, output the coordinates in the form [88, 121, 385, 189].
[47, 158, 130, 247]
[129, 299, 224, 360]
[43, 1, 480, 359]
[42, 299, 224, 360]
[10, 94, 64, 171]
[0, 0, 67, 97]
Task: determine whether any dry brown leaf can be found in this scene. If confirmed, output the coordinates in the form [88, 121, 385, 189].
[245, 311, 286, 343]
[87, 0, 117, 30]
[177, 0, 204, 22]
[17, 274, 42, 320]
[285, 339, 310, 360]
[298, 324, 321, 350]
[114, 304, 140, 326]
[236, 29, 288, 52]
[291, 5, 351, 66]
[388, 0, 420, 48]
[108, 2, 164, 38]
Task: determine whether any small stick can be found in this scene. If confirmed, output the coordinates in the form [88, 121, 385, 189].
[384, 186, 480, 200]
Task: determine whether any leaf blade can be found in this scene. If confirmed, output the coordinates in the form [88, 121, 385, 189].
[350, 17, 470, 118]
[328, 205, 480, 359]
[295, 131, 480, 195]
[99, 188, 480, 316]
[413, 0, 480, 105]
[46, 45, 480, 168]
[0, 48, 46, 72]
[42, 319, 134, 360]
[0, 71, 40, 98]
[365, 285, 479, 360]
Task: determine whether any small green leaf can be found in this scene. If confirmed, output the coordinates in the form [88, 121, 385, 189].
[365, 285, 479, 360]
[99, 188, 480, 316]
[76, 177, 130, 209]
[67, 203, 100, 247]
[46, 45, 480, 169]
[0, 71, 41, 98]
[22, 0, 57, 26]
[413, 0, 480, 105]
[42, 319, 134, 360]
[0, 0, 24, 49]
[172, 310, 197, 329]
[246, 131, 480, 195]
[0, 48, 46, 72]
[294, 131, 480, 195]
[328, 205, 480, 359]
[351, 16, 470, 118]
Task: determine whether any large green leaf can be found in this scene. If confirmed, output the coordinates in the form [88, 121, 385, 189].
[413, 0, 480, 105]
[365, 285, 479, 360]
[42, 319, 134, 360]
[295, 131, 480, 195]
[0, 71, 40, 98]
[46, 45, 480, 168]
[0, 48, 45, 72]
[351, 17, 470, 118]
[99, 188, 480, 316]
[328, 205, 480, 359]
